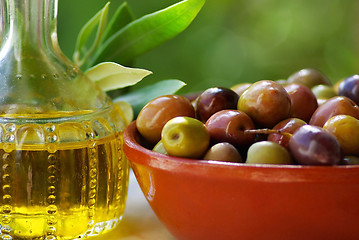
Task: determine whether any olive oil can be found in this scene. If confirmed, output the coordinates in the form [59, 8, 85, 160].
[0, 125, 129, 239]
[0, 0, 130, 238]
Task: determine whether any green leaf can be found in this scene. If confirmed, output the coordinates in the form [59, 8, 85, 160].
[102, 2, 134, 43]
[114, 79, 187, 116]
[73, 2, 110, 66]
[88, 0, 206, 67]
[85, 62, 152, 91]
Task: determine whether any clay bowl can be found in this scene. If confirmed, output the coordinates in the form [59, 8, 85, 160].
[123, 121, 359, 240]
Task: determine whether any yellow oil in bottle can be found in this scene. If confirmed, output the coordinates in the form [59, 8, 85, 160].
[0, 107, 129, 240]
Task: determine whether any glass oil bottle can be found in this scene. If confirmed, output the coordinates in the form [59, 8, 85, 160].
[0, 0, 129, 239]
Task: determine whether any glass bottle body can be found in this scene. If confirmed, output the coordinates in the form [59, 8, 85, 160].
[0, 0, 129, 239]
[0, 107, 129, 239]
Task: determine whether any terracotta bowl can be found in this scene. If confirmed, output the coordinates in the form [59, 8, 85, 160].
[123, 121, 359, 240]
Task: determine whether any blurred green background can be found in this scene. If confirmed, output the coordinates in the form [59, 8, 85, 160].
[58, 0, 359, 94]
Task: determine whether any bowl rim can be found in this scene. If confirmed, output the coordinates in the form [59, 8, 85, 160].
[123, 121, 359, 179]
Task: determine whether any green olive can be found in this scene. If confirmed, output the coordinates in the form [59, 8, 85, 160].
[161, 116, 210, 158]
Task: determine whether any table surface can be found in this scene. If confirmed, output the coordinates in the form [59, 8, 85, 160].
[92, 171, 175, 240]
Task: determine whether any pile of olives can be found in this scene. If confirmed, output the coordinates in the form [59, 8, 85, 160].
[135, 68, 359, 165]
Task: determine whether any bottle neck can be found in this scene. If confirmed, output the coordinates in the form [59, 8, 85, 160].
[0, 0, 109, 114]
[0, 0, 61, 59]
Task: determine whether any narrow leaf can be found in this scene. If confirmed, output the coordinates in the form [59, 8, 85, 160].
[73, 2, 110, 66]
[85, 62, 152, 91]
[102, 2, 134, 42]
[89, 0, 206, 66]
[114, 79, 187, 116]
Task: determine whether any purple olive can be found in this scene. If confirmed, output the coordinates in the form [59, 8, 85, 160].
[289, 125, 341, 165]
[195, 87, 239, 123]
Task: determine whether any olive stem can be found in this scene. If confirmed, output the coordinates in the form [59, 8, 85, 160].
[244, 129, 293, 138]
